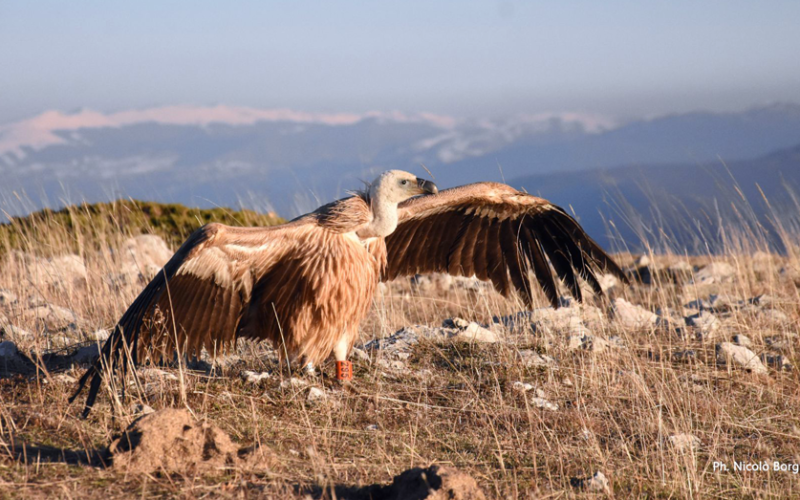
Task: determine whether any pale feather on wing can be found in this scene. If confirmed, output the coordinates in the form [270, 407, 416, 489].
[384, 182, 628, 307]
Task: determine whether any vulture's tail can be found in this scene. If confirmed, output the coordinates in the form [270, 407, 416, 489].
[69, 270, 170, 418]
[68, 324, 128, 418]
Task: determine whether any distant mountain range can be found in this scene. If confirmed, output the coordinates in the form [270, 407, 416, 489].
[1, 103, 799, 250]
[510, 143, 800, 252]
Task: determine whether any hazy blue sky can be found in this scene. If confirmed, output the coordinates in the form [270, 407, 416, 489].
[2, 1, 799, 124]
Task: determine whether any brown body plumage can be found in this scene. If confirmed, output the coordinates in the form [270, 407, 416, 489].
[71, 171, 627, 416]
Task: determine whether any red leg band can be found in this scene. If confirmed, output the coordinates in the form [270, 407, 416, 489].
[336, 360, 353, 381]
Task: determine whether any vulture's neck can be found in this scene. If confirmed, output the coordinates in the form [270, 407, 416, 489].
[359, 196, 398, 239]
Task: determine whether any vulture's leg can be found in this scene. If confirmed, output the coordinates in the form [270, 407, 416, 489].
[333, 334, 353, 381]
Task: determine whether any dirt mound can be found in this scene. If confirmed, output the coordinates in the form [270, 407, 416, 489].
[109, 408, 274, 475]
[335, 465, 486, 500]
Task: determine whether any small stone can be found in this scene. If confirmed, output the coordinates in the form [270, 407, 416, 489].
[52, 374, 77, 384]
[597, 274, 619, 291]
[454, 322, 499, 343]
[28, 303, 81, 331]
[572, 471, 610, 493]
[365, 424, 379, 431]
[511, 381, 534, 392]
[716, 342, 768, 374]
[567, 334, 609, 352]
[656, 307, 686, 332]
[306, 387, 327, 402]
[686, 311, 721, 340]
[612, 298, 658, 329]
[733, 334, 752, 348]
[443, 317, 471, 329]
[130, 403, 156, 415]
[669, 433, 700, 452]
[530, 396, 559, 411]
[608, 335, 627, 349]
[138, 368, 179, 381]
[376, 359, 407, 372]
[350, 347, 370, 362]
[241, 370, 271, 384]
[709, 294, 743, 311]
[693, 262, 735, 284]
[517, 349, 557, 368]
[280, 377, 309, 389]
[364, 326, 423, 358]
[89, 329, 111, 341]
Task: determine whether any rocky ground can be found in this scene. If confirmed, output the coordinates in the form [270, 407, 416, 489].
[1, 232, 799, 498]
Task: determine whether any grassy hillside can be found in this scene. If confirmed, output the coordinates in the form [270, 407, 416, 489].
[0, 199, 284, 256]
[0, 195, 798, 497]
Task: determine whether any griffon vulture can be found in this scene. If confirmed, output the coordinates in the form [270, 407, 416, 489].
[71, 170, 627, 416]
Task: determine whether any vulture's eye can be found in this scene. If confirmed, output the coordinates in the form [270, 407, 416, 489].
[401, 180, 408, 185]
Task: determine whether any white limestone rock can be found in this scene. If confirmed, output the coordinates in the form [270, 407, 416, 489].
[511, 381, 534, 393]
[18, 253, 88, 291]
[118, 234, 173, 283]
[280, 377, 309, 389]
[686, 311, 721, 340]
[241, 370, 271, 384]
[572, 471, 610, 493]
[454, 322, 499, 343]
[517, 349, 557, 368]
[530, 390, 559, 411]
[567, 334, 609, 352]
[716, 342, 768, 374]
[306, 387, 327, 403]
[495, 303, 605, 335]
[612, 298, 658, 329]
[692, 262, 735, 284]
[138, 367, 179, 381]
[28, 303, 81, 331]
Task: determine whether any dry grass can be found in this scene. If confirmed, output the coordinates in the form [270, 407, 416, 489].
[0, 196, 799, 499]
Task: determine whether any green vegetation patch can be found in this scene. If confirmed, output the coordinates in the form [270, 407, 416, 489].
[0, 199, 284, 256]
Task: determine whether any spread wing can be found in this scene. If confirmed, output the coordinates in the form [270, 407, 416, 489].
[71, 196, 373, 417]
[384, 182, 628, 307]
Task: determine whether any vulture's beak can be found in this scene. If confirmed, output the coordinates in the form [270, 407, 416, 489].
[416, 178, 438, 195]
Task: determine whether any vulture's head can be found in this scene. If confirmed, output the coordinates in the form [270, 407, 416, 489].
[370, 170, 438, 205]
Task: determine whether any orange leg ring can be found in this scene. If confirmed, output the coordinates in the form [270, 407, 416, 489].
[336, 360, 353, 381]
